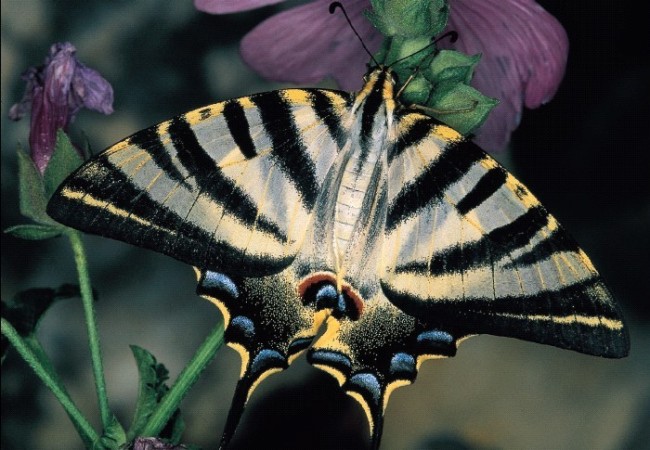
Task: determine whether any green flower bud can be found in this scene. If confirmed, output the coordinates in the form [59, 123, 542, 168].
[426, 50, 481, 85]
[367, 0, 448, 38]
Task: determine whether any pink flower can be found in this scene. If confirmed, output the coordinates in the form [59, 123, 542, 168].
[9, 42, 114, 173]
[196, 0, 568, 152]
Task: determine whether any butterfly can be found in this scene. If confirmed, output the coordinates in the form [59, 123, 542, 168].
[46, 62, 629, 448]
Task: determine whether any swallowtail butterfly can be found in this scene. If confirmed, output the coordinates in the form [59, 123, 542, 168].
[47, 60, 629, 449]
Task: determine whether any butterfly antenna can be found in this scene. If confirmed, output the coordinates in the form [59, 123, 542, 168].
[329, 2, 379, 67]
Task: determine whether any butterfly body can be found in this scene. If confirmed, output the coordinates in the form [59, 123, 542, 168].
[47, 66, 628, 449]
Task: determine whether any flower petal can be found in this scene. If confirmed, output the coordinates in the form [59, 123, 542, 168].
[441, 0, 568, 151]
[9, 67, 41, 121]
[195, 0, 284, 14]
[240, 0, 381, 91]
[71, 65, 114, 118]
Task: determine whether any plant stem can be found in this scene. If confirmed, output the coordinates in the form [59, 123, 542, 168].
[141, 320, 224, 437]
[1, 318, 100, 447]
[67, 230, 111, 431]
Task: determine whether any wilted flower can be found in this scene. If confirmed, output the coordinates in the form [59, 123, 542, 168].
[9, 42, 114, 173]
[132, 437, 187, 450]
[196, 0, 568, 152]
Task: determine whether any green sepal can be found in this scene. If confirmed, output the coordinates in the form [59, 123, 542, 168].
[426, 50, 481, 85]
[427, 81, 499, 135]
[98, 415, 127, 450]
[1, 285, 83, 362]
[17, 148, 55, 225]
[127, 346, 185, 444]
[4, 223, 63, 240]
[43, 130, 83, 199]
[367, 0, 448, 38]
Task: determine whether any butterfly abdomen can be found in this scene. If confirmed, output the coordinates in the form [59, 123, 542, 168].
[331, 68, 397, 257]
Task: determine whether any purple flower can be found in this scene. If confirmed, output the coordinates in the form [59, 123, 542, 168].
[132, 437, 187, 450]
[196, 0, 568, 152]
[9, 42, 114, 173]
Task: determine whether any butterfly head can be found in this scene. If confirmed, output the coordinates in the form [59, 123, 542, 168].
[354, 66, 398, 126]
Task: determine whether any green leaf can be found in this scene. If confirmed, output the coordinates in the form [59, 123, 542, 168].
[2, 285, 83, 337]
[99, 415, 127, 450]
[128, 346, 184, 443]
[426, 82, 499, 135]
[1, 285, 83, 362]
[43, 130, 83, 199]
[17, 148, 55, 225]
[4, 223, 63, 240]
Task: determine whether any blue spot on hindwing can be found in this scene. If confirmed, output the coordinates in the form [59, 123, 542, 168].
[416, 329, 456, 356]
[250, 349, 286, 375]
[315, 284, 337, 309]
[288, 337, 313, 356]
[348, 373, 382, 403]
[336, 294, 346, 314]
[230, 316, 255, 339]
[417, 330, 453, 344]
[201, 271, 239, 298]
[308, 349, 352, 376]
[389, 352, 416, 378]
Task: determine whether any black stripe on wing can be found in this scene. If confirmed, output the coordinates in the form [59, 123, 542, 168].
[387, 116, 435, 164]
[168, 115, 287, 243]
[128, 126, 191, 189]
[503, 228, 581, 269]
[396, 205, 549, 276]
[47, 157, 292, 275]
[308, 90, 349, 150]
[381, 277, 629, 358]
[386, 141, 485, 232]
[252, 91, 320, 210]
[223, 99, 257, 159]
[456, 166, 508, 215]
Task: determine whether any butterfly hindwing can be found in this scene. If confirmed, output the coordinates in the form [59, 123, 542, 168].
[308, 292, 462, 447]
[197, 268, 327, 448]
[381, 110, 628, 358]
[47, 88, 352, 276]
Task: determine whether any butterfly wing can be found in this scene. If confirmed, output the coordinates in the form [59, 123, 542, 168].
[48, 88, 352, 276]
[381, 111, 629, 358]
[306, 111, 629, 449]
[47, 88, 354, 448]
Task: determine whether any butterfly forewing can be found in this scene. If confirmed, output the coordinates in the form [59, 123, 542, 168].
[48, 89, 352, 276]
[381, 111, 628, 358]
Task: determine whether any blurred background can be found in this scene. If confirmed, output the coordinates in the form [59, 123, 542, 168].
[1, 1, 648, 449]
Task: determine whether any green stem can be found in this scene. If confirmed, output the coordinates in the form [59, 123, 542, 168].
[141, 320, 224, 437]
[67, 230, 111, 431]
[1, 318, 100, 447]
